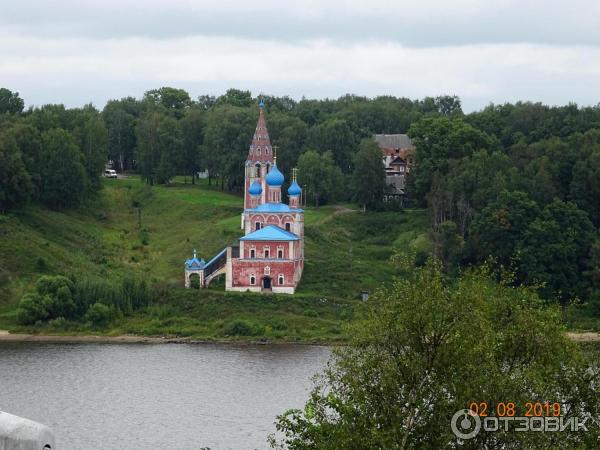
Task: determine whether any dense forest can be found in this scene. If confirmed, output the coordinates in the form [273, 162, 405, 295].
[0, 86, 598, 312]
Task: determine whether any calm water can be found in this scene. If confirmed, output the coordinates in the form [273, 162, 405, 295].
[0, 342, 331, 450]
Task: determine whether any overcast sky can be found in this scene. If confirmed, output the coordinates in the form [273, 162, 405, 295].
[1, 0, 599, 112]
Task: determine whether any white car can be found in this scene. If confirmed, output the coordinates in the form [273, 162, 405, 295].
[104, 169, 118, 178]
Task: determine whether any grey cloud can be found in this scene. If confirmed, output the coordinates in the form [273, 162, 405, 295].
[2, 1, 600, 47]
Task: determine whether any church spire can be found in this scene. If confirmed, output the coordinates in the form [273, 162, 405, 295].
[247, 98, 274, 163]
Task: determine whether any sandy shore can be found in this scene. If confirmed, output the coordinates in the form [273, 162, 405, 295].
[0, 329, 598, 344]
[0, 330, 189, 344]
[565, 331, 600, 342]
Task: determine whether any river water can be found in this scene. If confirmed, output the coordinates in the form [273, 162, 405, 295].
[0, 342, 331, 450]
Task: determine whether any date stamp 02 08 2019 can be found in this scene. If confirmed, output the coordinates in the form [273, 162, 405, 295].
[469, 401, 562, 418]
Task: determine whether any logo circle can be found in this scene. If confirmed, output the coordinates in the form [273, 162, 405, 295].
[451, 409, 481, 440]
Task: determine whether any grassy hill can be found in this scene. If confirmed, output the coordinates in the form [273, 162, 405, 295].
[0, 177, 430, 341]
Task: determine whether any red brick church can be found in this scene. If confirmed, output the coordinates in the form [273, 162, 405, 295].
[185, 100, 304, 294]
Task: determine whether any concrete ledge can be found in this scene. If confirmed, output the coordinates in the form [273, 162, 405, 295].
[0, 411, 55, 450]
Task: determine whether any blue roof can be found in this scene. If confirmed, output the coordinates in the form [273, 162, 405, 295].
[248, 180, 262, 195]
[246, 202, 303, 213]
[240, 225, 299, 241]
[288, 180, 302, 196]
[265, 163, 284, 187]
[185, 257, 205, 269]
[185, 249, 206, 269]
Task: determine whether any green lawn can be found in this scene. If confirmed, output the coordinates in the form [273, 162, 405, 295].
[0, 177, 430, 340]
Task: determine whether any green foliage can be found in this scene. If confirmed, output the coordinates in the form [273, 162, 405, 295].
[72, 107, 109, 189]
[136, 111, 183, 185]
[408, 116, 498, 203]
[39, 129, 89, 209]
[102, 97, 140, 171]
[0, 129, 33, 211]
[297, 150, 343, 206]
[517, 199, 595, 301]
[84, 302, 113, 328]
[16, 293, 51, 325]
[307, 118, 358, 171]
[469, 190, 540, 266]
[15, 274, 152, 326]
[221, 319, 260, 336]
[273, 260, 600, 449]
[351, 138, 386, 211]
[569, 144, 600, 227]
[200, 105, 255, 190]
[430, 220, 464, 273]
[144, 87, 192, 117]
[16, 275, 76, 324]
[0, 88, 24, 115]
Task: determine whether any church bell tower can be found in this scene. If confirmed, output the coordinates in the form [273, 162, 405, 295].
[242, 98, 274, 228]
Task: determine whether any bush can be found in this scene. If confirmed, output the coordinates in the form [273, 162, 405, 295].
[85, 303, 113, 328]
[303, 309, 318, 317]
[222, 319, 260, 336]
[16, 293, 50, 325]
[17, 275, 153, 327]
[16, 276, 77, 324]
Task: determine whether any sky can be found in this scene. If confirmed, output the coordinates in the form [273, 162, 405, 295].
[1, 0, 600, 112]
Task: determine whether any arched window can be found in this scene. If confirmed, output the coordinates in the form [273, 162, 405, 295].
[250, 274, 256, 285]
[255, 163, 261, 177]
[250, 248, 255, 258]
[264, 248, 270, 259]
[256, 147, 261, 155]
[278, 274, 284, 285]
[277, 248, 283, 259]
[285, 223, 291, 232]
[255, 222, 261, 230]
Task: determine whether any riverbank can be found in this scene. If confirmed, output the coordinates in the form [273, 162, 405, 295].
[0, 330, 330, 345]
[2, 330, 599, 344]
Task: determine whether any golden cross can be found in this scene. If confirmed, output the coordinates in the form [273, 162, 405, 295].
[292, 167, 298, 181]
[272, 145, 278, 161]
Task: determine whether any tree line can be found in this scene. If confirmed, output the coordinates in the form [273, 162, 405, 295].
[0, 87, 457, 211]
[406, 110, 599, 307]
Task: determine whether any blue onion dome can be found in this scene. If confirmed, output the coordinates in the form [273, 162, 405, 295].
[265, 163, 284, 187]
[288, 180, 302, 196]
[248, 180, 262, 195]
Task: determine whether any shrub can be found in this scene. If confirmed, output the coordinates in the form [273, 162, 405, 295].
[48, 317, 68, 329]
[303, 309, 318, 318]
[222, 319, 260, 336]
[85, 303, 113, 328]
[16, 293, 50, 325]
[16, 275, 77, 324]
